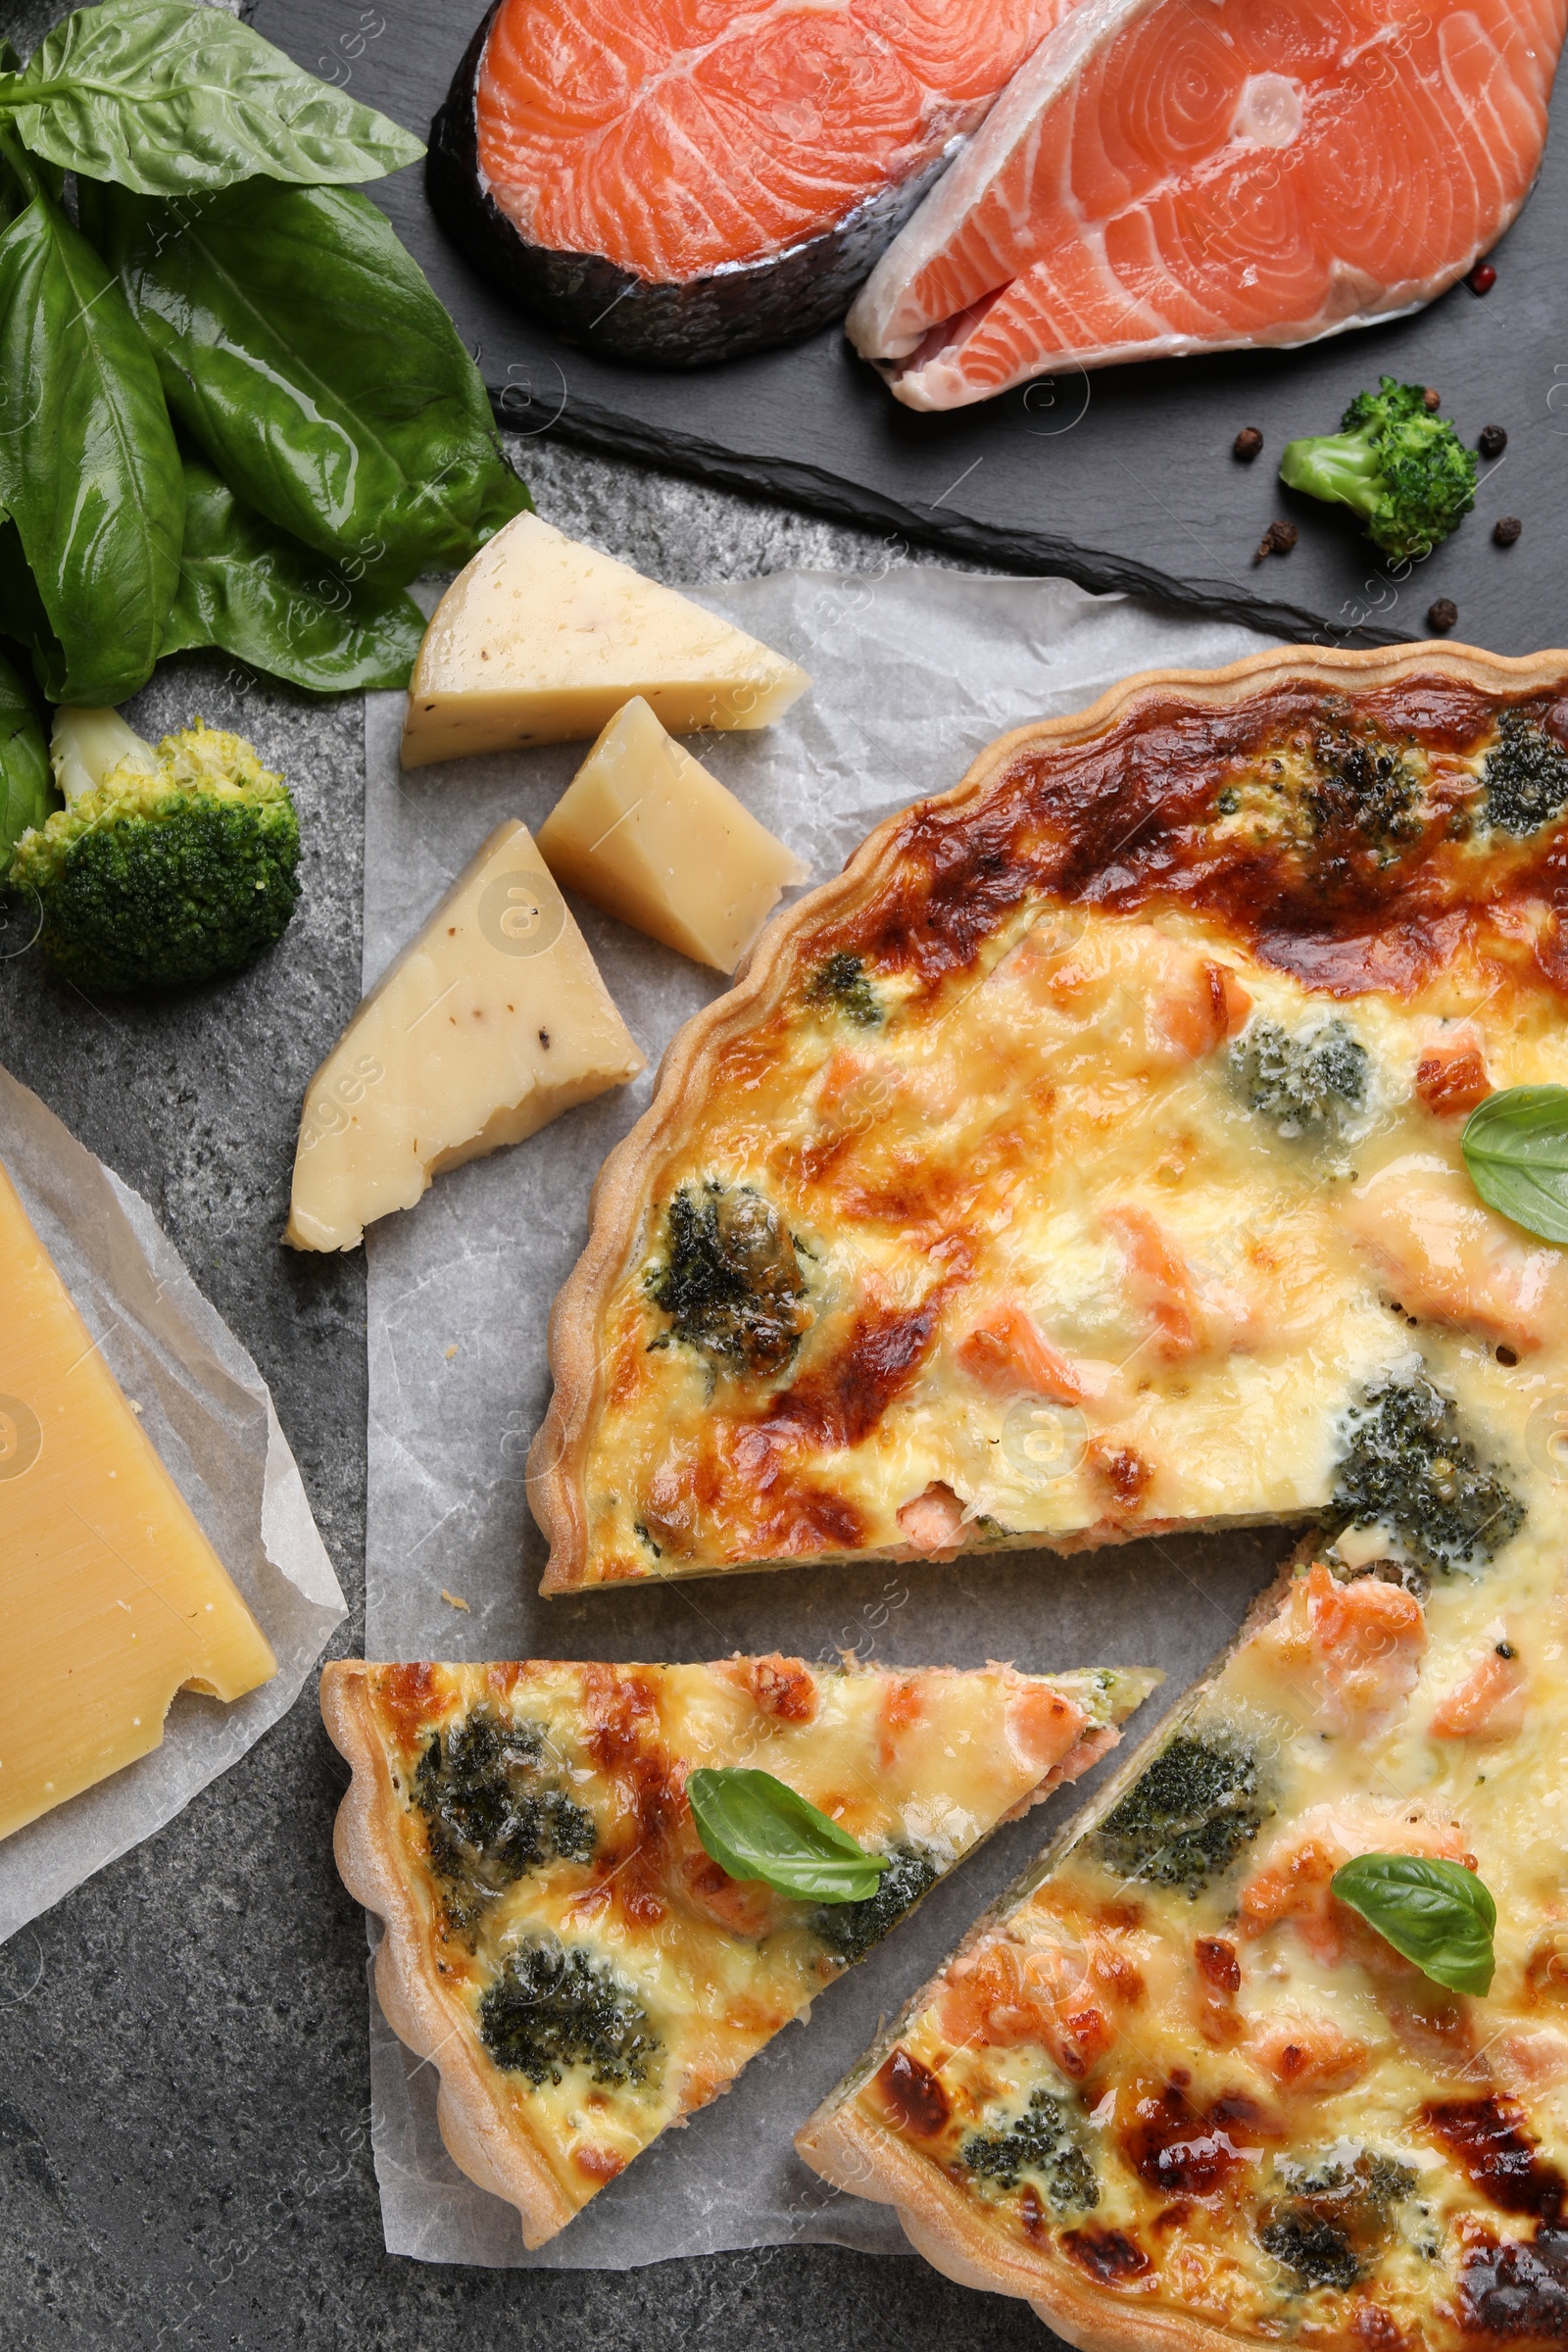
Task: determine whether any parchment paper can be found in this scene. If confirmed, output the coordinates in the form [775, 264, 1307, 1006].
[363, 568, 1293, 2268]
[0, 1063, 346, 1946]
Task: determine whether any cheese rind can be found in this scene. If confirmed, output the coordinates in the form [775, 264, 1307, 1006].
[536, 698, 808, 974]
[399, 514, 810, 767]
[0, 1158, 276, 1842]
[286, 819, 644, 1253]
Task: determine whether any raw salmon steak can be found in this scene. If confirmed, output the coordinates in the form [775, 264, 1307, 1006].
[849, 0, 1568, 409]
[427, 0, 1072, 368]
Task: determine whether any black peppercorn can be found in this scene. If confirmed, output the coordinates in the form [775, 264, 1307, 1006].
[1233, 426, 1263, 462]
[1422, 387, 1442, 412]
[1254, 519, 1298, 561]
[1478, 424, 1507, 459]
[1494, 516, 1522, 546]
[1427, 598, 1458, 634]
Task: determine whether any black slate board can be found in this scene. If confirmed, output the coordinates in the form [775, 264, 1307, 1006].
[255, 0, 1568, 652]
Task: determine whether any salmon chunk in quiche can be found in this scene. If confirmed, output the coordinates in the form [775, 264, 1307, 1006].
[321, 1653, 1156, 2246]
[798, 1522, 1568, 2349]
[530, 644, 1568, 1592]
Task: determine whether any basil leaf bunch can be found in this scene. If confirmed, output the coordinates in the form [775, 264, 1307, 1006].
[687, 1768, 892, 1904]
[1462, 1086, 1568, 1246]
[1331, 1852, 1496, 1995]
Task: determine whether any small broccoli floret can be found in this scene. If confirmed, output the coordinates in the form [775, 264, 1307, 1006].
[1261, 2151, 1417, 2291]
[808, 951, 882, 1027]
[646, 1181, 808, 1376]
[1230, 1017, 1368, 1140]
[1306, 729, 1421, 848]
[1093, 1733, 1270, 1897]
[1260, 2212, 1361, 2291]
[1483, 708, 1568, 836]
[812, 1842, 937, 1963]
[8, 708, 300, 993]
[478, 1939, 660, 2089]
[1279, 378, 1477, 562]
[961, 2089, 1100, 2212]
[1331, 1374, 1524, 1575]
[413, 1706, 595, 1940]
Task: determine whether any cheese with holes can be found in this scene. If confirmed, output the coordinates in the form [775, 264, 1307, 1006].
[399, 514, 810, 766]
[536, 698, 808, 974]
[0, 1157, 275, 1841]
[285, 819, 644, 1252]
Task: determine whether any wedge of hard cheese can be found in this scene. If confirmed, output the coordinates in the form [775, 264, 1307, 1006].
[0, 1155, 276, 1841]
[400, 514, 810, 767]
[536, 697, 808, 974]
[286, 820, 644, 1253]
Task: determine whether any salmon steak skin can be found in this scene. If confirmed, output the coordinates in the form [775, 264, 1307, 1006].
[426, 0, 1072, 368]
[848, 0, 1568, 410]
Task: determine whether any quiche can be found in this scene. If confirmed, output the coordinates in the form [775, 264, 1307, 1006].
[796, 1525, 1568, 2350]
[320, 1653, 1156, 2246]
[528, 643, 1568, 1592]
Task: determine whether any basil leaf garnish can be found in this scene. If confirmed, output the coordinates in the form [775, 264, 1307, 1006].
[0, 2, 423, 196]
[1462, 1086, 1568, 1246]
[687, 1768, 890, 1905]
[1331, 1853, 1495, 1995]
[0, 645, 55, 869]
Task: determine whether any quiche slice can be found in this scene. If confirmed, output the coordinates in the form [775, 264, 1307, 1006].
[797, 1533, 1568, 2348]
[320, 1652, 1157, 2246]
[528, 642, 1568, 1592]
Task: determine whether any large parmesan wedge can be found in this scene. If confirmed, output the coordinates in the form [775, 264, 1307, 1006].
[536, 697, 808, 974]
[286, 820, 644, 1253]
[399, 514, 810, 767]
[0, 1157, 275, 1842]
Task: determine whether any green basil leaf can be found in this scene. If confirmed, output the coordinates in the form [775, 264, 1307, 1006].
[1461, 1086, 1568, 1245]
[82, 177, 530, 582]
[0, 517, 74, 703]
[161, 451, 424, 693]
[0, 170, 182, 705]
[687, 1768, 891, 1904]
[1, 1, 423, 195]
[1331, 1853, 1495, 1995]
[0, 642, 55, 871]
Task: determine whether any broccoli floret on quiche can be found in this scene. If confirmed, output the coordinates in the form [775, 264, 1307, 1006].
[1229, 1016, 1368, 1139]
[414, 1707, 595, 1937]
[1330, 1373, 1524, 1575]
[808, 951, 882, 1027]
[1482, 709, 1568, 836]
[812, 1843, 937, 1963]
[1306, 729, 1421, 849]
[1092, 1733, 1270, 1897]
[646, 1181, 808, 1376]
[1260, 2151, 1418, 2291]
[1259, 2210, 1362, 2291]
[960, 2088, 1100, 2212]
[478, 1940, 660, 2089]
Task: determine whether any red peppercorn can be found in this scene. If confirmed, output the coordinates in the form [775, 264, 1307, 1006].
[1467, 262, 1497, 295]
[1422, 387, 1442, 412]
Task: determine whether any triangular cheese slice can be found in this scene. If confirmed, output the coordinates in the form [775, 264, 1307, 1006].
[530, 644, 1568, 1592]
[286, 819, 644, 1252]
[796, 1528, 1559, 2341]
[400, 513, 810, 766]
[0, 1154, 275, 1839]
[321, 1653, 1158, 2246]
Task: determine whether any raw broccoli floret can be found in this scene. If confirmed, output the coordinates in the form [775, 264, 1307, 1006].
[1483, 708, 1568, 836]
[478, 1940, 660, 2089]
[961, 2089, 1100, 2212]
[413, 1707, 595, 1940]
[646, 1181, 807, 1376]
[8, 707, 300, 992]
[812, 1842, 937, 1963]
[1229, 1017, 1368, 1139]
[1093, 1733, 1270, 1897]
[1279, 379, 1477, 562]
[1331, 1374, 1524, 1574]
[808, 951, 882, 1027]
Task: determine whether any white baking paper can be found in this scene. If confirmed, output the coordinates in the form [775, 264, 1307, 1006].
[0, 1061, 346, 1945]
[362, 567, 1292, 2268]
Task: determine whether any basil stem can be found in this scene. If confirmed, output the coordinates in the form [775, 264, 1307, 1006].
[82, 177, 530, 584]
[0, 135, 182, 705]
[0, 2, 422, 195]
[0, 644, 55, 871]
[161, 452, 425, 694]
[687, 1767, 891, 1904]
[1331, 1852, 1495, 1996]
[1461, 1086, 1568, 1247]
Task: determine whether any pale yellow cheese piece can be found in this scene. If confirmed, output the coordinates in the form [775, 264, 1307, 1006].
[535, 697, 808, 974]
[0, 1158, 276, 1843]
[286, 819, 645, 1252]
[400, 513, 810, 767]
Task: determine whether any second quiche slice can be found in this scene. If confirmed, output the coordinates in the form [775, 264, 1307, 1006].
[529, 642, 1568, 1592]
[321, 1653, 1156, 2245]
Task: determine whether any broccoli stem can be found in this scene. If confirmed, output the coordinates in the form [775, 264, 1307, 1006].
[51, 707, 156, 806]
[1277, 435, 1384, 522]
